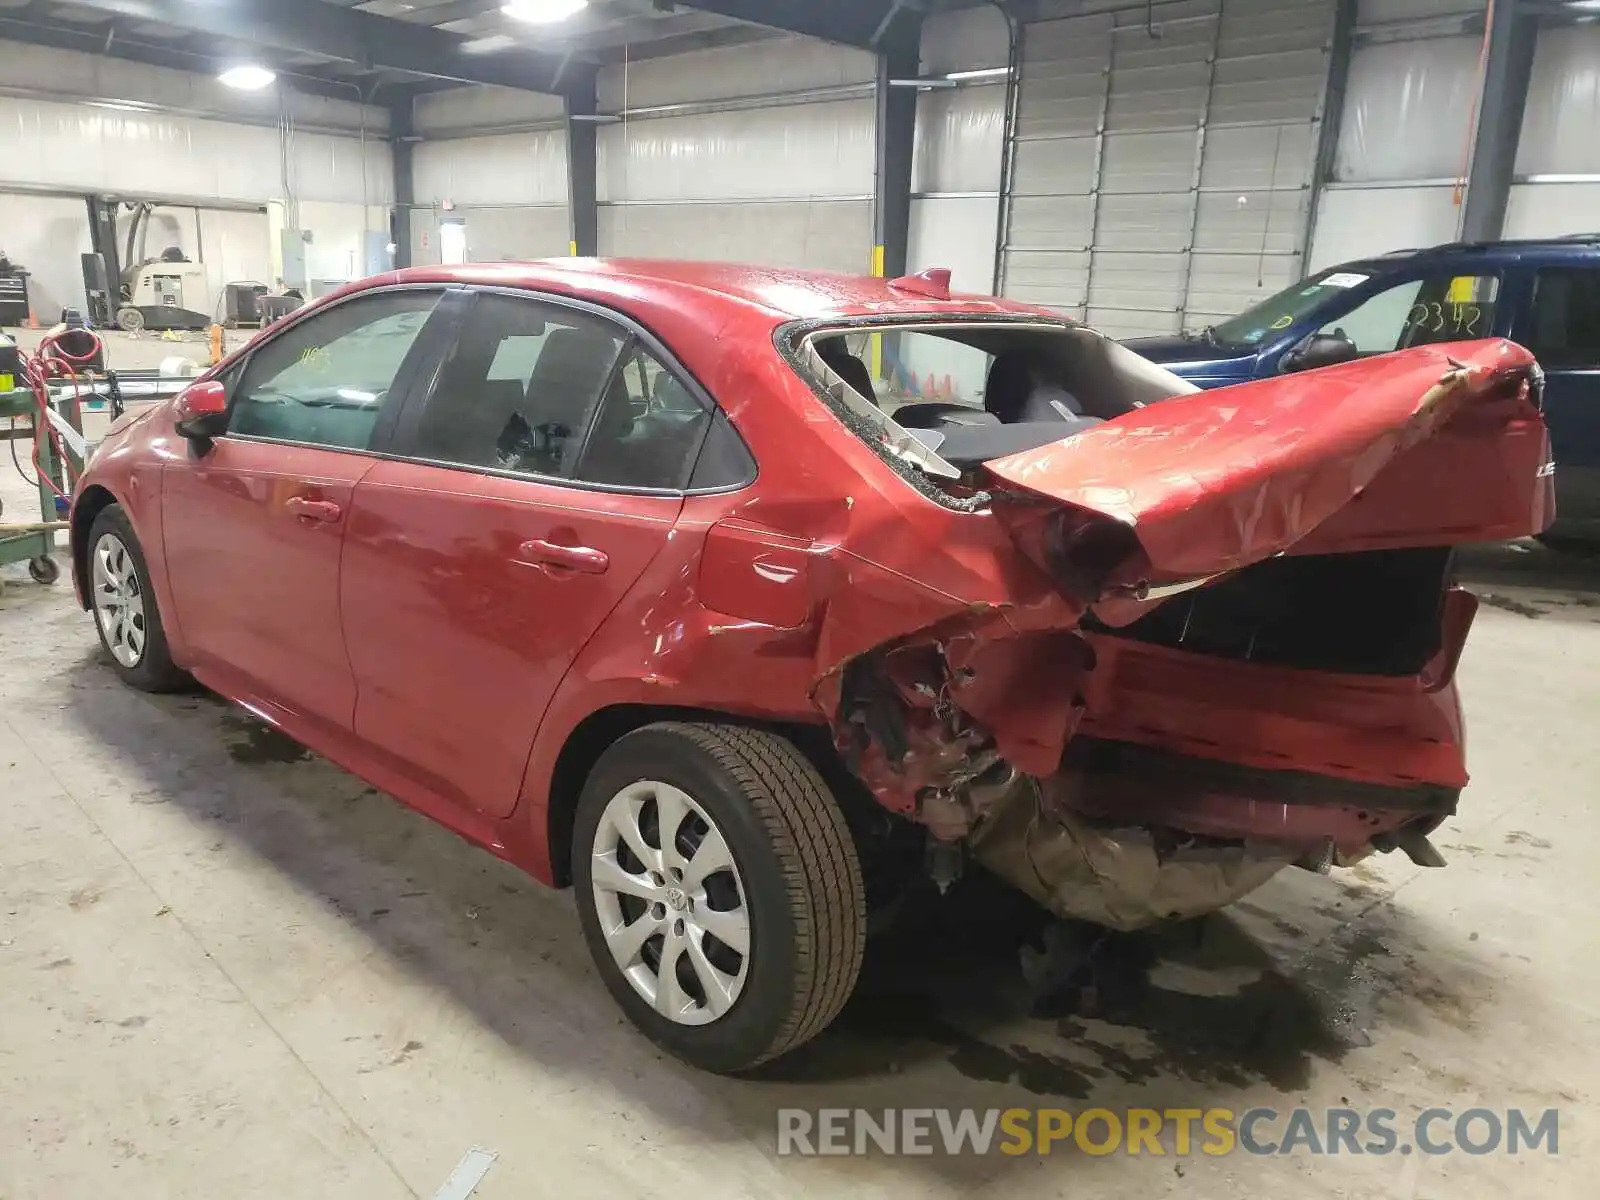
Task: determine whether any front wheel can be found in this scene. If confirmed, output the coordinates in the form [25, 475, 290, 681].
[572, 722, 866, 1074]
[87, 504, 190, 692]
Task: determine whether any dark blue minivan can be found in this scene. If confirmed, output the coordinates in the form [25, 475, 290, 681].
[1125, 238, 1600, 537]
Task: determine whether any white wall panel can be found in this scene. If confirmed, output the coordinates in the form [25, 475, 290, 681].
[1504, 183, 1600, 240]
[909, 196, 1001, 294]
[413, 86, 565, 136]
[454, 207, 571, 261]
[0, 97, 391, 206]
[1308, 184, 1457, 268]
[914, 87, 1005, 194]
[197, 209, 274, 302]
[1518, 26, 1600, 176]
[413, 130, 568, 206]
[1334, 36, 1479, 181]
[0, 42, 385, 134]
[598, 37, 872, 109]
[599, 201, 871, 274]
[0, 191, 91, 321]
[597, 101, 874, 203]
[297, 202, 392, 284]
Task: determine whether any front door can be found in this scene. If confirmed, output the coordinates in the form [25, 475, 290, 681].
[339, 289, 714, 817]
[161, 287, 447, 731]
[1523, 266, 1600, 529]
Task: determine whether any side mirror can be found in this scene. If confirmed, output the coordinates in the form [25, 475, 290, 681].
[1281, 333, 1359, 374]
[174, 380, 228, 440]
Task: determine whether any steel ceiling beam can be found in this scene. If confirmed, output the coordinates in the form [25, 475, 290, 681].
[0, 13, 369, 103]
[671, 0, 920, 50]
[57, 0, 591, 94]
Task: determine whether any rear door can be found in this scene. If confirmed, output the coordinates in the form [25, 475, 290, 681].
[1521, 265, 1600, 528]
[339, 289, 716, 818]
[161, 287, 450, 730]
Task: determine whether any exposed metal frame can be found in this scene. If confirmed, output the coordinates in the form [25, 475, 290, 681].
[390, 98, 416, 270]
[56, 0, 592, 95]
[566, 80, 600, 257]
[873, 26, 921, 285]
[1301, 0, 1357, 269]
[1459, 0, 1540, 243]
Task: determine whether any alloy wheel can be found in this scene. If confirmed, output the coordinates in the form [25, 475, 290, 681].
[92, 532, 147, 669]
[589, 780, 751, 1026]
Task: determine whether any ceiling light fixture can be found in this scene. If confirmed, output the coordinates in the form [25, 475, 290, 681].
[502, 0, 590, 23]
[944, 66, 1011, 81]
[218, 64, 277, 90]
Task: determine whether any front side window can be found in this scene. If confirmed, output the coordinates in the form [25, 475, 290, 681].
[1317, 273, 1499, 355]
[228, 290, 439, 450]
[1527, 268, 1600, 369]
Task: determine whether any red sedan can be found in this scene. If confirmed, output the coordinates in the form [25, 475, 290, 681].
[69, 260, 1552, 1074]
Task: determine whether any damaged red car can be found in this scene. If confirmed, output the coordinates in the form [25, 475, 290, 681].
[69, 260, 1553, 1074]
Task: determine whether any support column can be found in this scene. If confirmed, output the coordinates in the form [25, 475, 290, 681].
[873, 29, 919, 283]
[1301, 0, 1356, 269]
[566, 80, 599, 258]
[1460, 0, 1538, 244]
[872, 24, 920, 380]
[389, 96, 416, 270]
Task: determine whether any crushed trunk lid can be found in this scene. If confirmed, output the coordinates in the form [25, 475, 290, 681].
[981, 339, 1552, 618]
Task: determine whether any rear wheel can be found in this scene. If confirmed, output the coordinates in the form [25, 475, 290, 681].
[572, 722, 866, 1073]
[88, 504, 189, 692]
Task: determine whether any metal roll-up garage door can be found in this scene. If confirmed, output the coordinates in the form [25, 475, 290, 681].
[1001, 0, 1336, 339]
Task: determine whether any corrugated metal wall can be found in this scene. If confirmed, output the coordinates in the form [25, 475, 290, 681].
[595, 38, 876, 272]
[1000, 0, 1334, 338]
[0, 41, 387, 318]
[411, 87, 570, 264]
[1310, 2, 1600, 267]
[908, 8, 1010, 295]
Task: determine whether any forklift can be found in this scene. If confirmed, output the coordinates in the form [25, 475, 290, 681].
[109, 202, 211, 333]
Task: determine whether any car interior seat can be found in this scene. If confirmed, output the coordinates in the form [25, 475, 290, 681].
[815, 337, 877, 404]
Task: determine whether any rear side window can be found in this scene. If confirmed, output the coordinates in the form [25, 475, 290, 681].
[574, 340, 712, 490]
[228, 290, 439, 450]
[411, 293, 625, 477]
[1527, 268, 1600, 369]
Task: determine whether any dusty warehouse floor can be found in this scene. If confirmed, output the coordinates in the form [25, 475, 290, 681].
[2, 495, 1598, 1195]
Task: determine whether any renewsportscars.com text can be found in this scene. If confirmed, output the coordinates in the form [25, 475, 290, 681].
[776, 1106, 1560, 1158]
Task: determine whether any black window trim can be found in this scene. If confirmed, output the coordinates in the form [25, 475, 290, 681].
[215, 282, 466, 459]
[381, 283, 758, 497]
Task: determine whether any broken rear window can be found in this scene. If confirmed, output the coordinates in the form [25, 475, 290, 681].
[784, 319, 1196, 485]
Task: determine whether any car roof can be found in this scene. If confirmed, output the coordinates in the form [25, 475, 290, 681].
[1336, 234, 1600, 275]
[377, 258, 1051, 325]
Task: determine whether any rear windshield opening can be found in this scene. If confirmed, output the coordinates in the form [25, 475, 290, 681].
[788, 320, 1195, 492]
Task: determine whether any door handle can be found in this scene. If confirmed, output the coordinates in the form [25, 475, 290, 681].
[518, 538, 609, 575]
[287, 496, 342, 523]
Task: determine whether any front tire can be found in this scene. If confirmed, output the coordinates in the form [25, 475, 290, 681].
[572, 722, 866, 1074]
[87, 504, 189, 692]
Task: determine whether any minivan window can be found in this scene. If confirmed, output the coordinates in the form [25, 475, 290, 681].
[1528, 268, 1600, 369]
[1317, 273, 1499, 356]
[1209, 268, 1376, 348]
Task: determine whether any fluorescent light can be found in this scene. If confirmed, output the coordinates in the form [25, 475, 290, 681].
[944, 66, 1011, 81]
[218, 65, 276, 91]
[1570, 1, 1600, 9]
[502, 0, 589, 23]
[461, 34, 516, 54]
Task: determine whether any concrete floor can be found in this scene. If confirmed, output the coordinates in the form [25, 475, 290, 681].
[2, 450, 1597, 1195]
